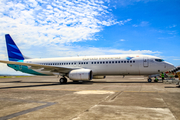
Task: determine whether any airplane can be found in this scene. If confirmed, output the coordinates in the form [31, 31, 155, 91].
[0, 34, 175, 84]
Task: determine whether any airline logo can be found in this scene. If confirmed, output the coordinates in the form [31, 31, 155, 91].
[126, 57, 134, 60]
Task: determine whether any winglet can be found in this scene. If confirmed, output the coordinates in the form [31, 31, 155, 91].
[5, 34, 24, 61]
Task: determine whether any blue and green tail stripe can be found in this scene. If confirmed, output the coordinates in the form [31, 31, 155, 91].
[5, 34, 24, 61]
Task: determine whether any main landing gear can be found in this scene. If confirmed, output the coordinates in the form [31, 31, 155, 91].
[59, 77, 67, 84]
[147, 77, 159, 82]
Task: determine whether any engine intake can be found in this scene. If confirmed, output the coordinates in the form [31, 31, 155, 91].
[69, 69, 92, 81]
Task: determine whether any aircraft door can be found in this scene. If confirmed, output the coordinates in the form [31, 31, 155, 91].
[143, 57, 149, 67]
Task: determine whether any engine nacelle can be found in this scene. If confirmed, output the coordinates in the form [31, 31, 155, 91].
[69, 69, 92, 81]
[93, 76, 106, 79]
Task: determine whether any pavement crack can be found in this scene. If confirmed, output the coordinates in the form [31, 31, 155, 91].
[71, 92, 115, 120]
[158, 93, 177, 120]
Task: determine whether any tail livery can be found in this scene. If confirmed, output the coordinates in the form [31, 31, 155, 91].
[5, 34, 24, 61]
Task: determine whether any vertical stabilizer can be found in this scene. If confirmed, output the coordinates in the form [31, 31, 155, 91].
[5, 34, 24, 61]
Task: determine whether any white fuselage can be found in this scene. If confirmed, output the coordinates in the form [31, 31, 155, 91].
[22, 54, 174, 76]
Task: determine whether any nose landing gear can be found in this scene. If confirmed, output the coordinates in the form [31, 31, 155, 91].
[148, 78, 152, 82]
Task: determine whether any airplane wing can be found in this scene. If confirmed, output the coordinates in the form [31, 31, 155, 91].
[0, 60, 75, 74]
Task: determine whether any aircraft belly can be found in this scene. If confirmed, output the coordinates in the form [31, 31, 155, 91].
[32, 69, 54, 75]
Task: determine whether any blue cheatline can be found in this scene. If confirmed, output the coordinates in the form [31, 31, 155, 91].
[5, 34, 24, 61]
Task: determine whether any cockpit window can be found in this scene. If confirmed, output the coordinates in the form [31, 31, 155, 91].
[155, 59, 164, 62]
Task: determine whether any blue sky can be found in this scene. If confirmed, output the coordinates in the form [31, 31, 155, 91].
[0, 0, 179, 74]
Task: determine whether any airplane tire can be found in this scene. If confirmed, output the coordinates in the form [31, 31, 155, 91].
[73, 80, 79, 82]
[63, 78, 67, 84]
[59, 78, 67, 84]
[148, 78, 152, 82]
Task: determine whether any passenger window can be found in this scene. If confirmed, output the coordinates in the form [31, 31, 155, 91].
[97, 62, 99, 64]
[84, 62, 85, 64]
[118, 61, 120, 63]
[112, 61, 114, 63]
[121, 61, 123, 63]
[103, 61, 105, 64]
[74, 63, 76, 65]
[127, 61, 129, 63]
[124, 61, 126, 63]
[79, 62, 80, 64]
[115, 61, 117, 63]
[92, 62, 93, 64]
[94, 62, 96, 64]
[86, 62, 88, 64]
[130, 61, 132, 63]
[100, 62, 102, 64]
[69, 63, 70, 65]
[106, 61, 108, 64]
[133, 61, 135, 63]
[109, 61, 111, 64]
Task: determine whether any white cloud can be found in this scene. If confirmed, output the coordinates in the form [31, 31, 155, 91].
[119, 19, 132, 25]
[0, 0, 160, 74]
[116, 0, 156, 6]
[0, 0, 121, 45]
[133, 21, 149, 27]
[33, 44, 160, 58]
[168, 24, 177, 28]
[120, 39, 125, 41]
[0, 0, 132, 49]
[133, 24, 138, 27]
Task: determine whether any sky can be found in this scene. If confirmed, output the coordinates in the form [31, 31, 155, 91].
[0, 0, 179, 74]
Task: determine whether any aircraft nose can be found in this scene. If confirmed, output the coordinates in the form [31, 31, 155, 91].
[166, 62, 175, 70]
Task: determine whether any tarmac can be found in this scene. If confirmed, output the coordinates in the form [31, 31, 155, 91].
[0, 76, 180, 120]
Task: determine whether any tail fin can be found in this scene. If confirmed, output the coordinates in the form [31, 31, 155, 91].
[5, 34, 24, 61]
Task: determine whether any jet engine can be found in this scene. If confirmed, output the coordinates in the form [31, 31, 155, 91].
[68, 69, 92, 81]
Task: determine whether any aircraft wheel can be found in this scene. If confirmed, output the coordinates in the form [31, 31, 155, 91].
[73, 80, 79, 83]
[148, 78, 152, 82]
[63, 78, 67, 84]
[59, 78, 67, 84]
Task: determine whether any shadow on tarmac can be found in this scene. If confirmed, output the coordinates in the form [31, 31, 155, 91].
[0, 83, 60, 89]
[91, 81, 162, 84]
[0, 80, 162, 89]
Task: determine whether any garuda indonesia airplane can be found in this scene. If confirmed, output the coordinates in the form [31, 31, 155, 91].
[0, 34, 175, 84]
